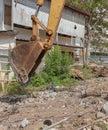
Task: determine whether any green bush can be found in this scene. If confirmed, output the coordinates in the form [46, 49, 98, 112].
[44, 46, 72, 77]
[45, 46, 62, 77]
[30, 46, 73, 87]
[4, 46, 74, 94]
[31, 74, 46, 87]
[61, 52, 72, 74]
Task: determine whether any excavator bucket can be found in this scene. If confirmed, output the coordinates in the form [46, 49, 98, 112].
[9, 41, 46, 87]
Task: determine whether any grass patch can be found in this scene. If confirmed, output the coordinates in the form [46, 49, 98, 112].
[95, 121, 108, 130]
[5, 82, 28, 95]
[1, 65, 98, 95]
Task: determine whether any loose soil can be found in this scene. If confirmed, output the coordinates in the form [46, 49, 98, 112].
[0, 77, 108, 130]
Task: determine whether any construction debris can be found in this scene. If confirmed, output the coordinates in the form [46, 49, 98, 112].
[20, 118, 29, 128]
[69, 68, 84, 80]
[91, 64, 108, 77]
[0, 77, 108, 129]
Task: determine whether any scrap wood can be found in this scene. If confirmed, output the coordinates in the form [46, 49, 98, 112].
[77, 115, 108, 130]
[91, 65, 108, 77]
[69, 69, 84, 80]
[91, 65, 101, 72]
[98, 67, 108, 77]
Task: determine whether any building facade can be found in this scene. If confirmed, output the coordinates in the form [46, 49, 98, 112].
[0, 0, 90, 47]
[0, 0, 90, 79]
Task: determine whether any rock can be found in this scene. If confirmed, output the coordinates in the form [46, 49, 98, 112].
[96, 112, 105, 119]
[48, 128, 58, 130]
[20, 118, 29, 128]
[12, 124, 17, 128]
[80, 101, 88, 108]
[87, 127, 92, 130]
[101, 102, 108, 114]
[0, 107, 3, 112]
[82, 128, 87, 130]
[50, 128, 58, 130]
[43, 119, 52, 126]
[0, 125, 8, 130]
[92, 100, 98, 105]
[31, 91, 39, 98]
[93, 125, 102, 130]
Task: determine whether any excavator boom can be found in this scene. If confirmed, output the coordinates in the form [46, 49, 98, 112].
[9, 0, 66, 87]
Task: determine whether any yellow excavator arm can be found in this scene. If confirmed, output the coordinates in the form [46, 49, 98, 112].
[9, 0, 66, 87]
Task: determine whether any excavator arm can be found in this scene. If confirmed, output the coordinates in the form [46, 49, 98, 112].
[9, 0, 66, 87]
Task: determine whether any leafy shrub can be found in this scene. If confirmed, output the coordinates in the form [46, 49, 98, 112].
[61, 52, 72, 74]
[31, 74, 46, 87]
[30, 46, 73, 87]
[44, 46, 72, 77]
[45, 46, 62, 77]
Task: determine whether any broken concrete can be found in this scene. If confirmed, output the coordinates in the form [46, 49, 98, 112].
[0, 77, 108, 130]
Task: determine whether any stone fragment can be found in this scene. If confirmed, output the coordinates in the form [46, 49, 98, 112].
[50, 128, 58, 130]
[0, 125, 8, 130]
[20, 118, 29, 128]
[96, 112, 105, 119]
[101, 102, 108, 114]
[0, 107, 3, 112]
[93, 125, 102, 130]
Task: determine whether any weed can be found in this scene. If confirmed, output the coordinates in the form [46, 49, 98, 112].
[5, 82, 28, 95]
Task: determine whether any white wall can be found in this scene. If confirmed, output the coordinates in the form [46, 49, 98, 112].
[58, 19, 85, 38]
[0, 36, 15, 48]
[0, 0, 13, 31]
[0, 36, 16, 80]
[13, 3, 85, 39]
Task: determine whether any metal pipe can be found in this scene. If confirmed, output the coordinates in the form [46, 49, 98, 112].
[35, 5, 40, 16]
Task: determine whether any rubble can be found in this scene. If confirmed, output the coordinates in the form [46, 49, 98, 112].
[0, 94, 30, 104]
[101, 102, 108, 114]
[96, 112, 105, 119]
[0, 125, 8, 130]
[0, 77, 108, 129]
[20, 118, 29, 128]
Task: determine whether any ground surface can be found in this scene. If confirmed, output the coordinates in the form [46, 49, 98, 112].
[0, 77, 108, 130]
